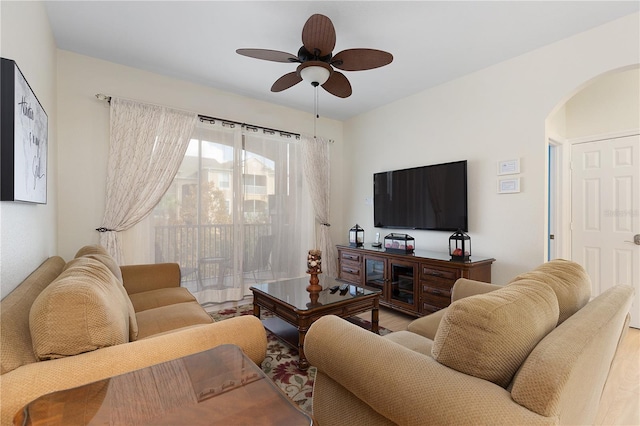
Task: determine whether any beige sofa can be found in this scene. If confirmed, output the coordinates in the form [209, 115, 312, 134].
[306, 260, 634, 425]
[0, 245, 267, 425]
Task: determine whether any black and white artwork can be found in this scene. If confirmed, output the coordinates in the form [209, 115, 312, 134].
[1, 58, 48, 204]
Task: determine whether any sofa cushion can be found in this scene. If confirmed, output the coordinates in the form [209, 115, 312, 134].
[135, 301, 213, 339]
[73, 250, 139, 342]
[384, 331, 433, 355]
[74, 244, 110, 259]
[432, 279, 559, 388]
[406, 308, 447, 340]
[120, 263, 181, 295]
[407, 279, 503, 341]
[30, 258, 130, 360]
[128, 287, 197, 313]
[508, 259, 591, 325]
[76, 250, 122, 282]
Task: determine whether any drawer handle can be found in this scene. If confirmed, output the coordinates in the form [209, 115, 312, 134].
[426, 270, 444, 277]
[430, 288, 447, 296]
[343, 254, 358, 261]
[343, 268, 358, 274]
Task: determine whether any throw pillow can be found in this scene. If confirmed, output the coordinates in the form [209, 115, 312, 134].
[30, 258, 129, 360]
[432, 279, 559, 388]
[75, 252, 122, 282]
[73, 246, 139, 341]
[508, 259, 591, 324]
[74, 244, 110, 258]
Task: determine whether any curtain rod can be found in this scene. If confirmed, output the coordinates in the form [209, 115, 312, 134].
[197, 115, 300, 139]
[95, 93, 302, 140]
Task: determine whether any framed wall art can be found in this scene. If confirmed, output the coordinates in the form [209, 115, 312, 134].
[497, 177, 521, 194]
[497, 158, 520, 175]
[1, 58, 48, 204]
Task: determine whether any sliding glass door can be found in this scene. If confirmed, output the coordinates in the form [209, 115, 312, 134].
[150, 121, 312, 305]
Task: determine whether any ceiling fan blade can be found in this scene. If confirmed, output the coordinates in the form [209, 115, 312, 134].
[236, 48, 298, 63]
[332, 49, 393, 71]
[302, 14, 336, 58]
[271, 72, 303, 92]
[321, 71, 352, 98]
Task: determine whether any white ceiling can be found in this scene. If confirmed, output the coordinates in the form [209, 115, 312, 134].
[44, 1, 639, 121]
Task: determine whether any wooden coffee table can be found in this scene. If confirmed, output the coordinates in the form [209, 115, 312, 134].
[251, 276, 380, 370]
[14, 344, 312, 425]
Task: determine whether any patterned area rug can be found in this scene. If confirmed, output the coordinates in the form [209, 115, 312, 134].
[209, 304, 389, 415]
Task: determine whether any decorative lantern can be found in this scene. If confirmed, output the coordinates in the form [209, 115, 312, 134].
[449, 229, 471, 261]
[349, 224, 365, 248]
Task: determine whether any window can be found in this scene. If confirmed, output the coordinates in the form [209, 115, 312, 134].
[244, 173, 268, 194]
[151, 122, 312, 304]
[219, 172, 230, 188]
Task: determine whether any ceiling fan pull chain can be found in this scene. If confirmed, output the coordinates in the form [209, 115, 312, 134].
[314, 86, 317, 139]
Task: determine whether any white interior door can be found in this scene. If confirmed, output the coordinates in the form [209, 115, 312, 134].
[571, 135, 639, 328]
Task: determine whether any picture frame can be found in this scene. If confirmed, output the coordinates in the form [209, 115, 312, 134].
[497, 159, 520, 175]
[1, 58, 48, 204]
[498, 177, 521, 194]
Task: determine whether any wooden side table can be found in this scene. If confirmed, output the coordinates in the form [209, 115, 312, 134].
[14, 344, 312, 425]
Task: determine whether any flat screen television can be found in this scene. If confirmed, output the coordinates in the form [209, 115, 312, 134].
[373, 160, 468, 231]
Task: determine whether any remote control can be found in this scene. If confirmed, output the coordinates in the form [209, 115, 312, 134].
[329, 285, 340, 293]
[339, 284, 349, 295]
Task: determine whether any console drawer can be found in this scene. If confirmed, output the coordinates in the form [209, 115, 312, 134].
[421, 303, 441, 315]
[340, 251, 361, 263]
[420, 265, 458, 281]
[421, 278, 455, 292]
[421, 287, 450, 310]
[340, 264, 361, 284]
[421, 286, 451, 302]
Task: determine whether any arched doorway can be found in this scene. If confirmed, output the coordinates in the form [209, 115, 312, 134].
[546, 66, 639, 328]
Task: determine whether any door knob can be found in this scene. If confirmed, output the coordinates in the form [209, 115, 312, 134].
[625, 234, 640, 245]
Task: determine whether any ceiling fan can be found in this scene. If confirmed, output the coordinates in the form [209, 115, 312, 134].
[236, 14, 393, 98]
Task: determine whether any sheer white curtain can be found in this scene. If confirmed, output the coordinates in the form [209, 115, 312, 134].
[302, 136, 337, 278]
[127, 119, 313, 305]
[98, 98, 197, 264]
[244, 129, 313, 283]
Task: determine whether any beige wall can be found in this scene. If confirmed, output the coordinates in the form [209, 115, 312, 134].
[564, 67, 640, 139]
[341, 13, 639, 284]
[0, 1, 58, 297]
[56, 51, 344, 262]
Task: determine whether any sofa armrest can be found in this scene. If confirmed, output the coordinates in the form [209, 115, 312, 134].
[305, 316, 552, 426]
[451, 277, 503, 302]
[0, 316, 266, 425]
[406, 308, 446, 340]
[120, 263, 181, 295]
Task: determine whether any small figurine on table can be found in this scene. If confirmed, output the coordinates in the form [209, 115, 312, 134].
[307, 249, 322, 292]
[307, 249, 322, 274]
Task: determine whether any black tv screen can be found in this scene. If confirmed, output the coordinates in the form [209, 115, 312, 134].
[374, 160, 468, 231]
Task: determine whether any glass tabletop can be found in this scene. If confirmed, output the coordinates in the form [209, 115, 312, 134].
[16, 344, 313, 425]
[250, 275, 379, 311]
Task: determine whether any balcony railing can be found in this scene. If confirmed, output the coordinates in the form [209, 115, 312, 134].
[154, 224, 272, 286]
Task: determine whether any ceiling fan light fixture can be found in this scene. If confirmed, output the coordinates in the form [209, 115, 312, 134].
[237, 14, 393, 99]
[298, 62, 331, 86]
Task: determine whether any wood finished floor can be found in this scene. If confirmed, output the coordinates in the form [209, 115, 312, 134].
[358, 307, 640, 426]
